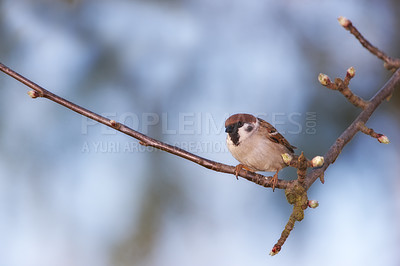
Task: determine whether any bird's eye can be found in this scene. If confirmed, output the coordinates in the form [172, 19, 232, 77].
[237, 121, 243, 127]
[245, 125, 254, 132]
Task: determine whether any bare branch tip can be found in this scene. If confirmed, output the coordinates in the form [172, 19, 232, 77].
[269, 245, 281, 256]
[338, 16, 351, 28]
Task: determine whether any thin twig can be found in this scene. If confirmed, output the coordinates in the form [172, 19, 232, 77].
[338, 16, 400, 70]
[0, 62, 291, 190]
[335, 78, 368, 109]
[271, 181, 308, 256]
[305, 67, 400, 189]
[358, 122, 390, 144]
[318, 69, 368, 109]
[270, 214, 295, 256]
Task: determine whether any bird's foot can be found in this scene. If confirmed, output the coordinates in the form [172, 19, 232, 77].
[234, 164, 252, 180]
[271, 169, 281, 192]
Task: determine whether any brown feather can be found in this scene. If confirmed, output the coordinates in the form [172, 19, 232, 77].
[257, 118, 296, 153]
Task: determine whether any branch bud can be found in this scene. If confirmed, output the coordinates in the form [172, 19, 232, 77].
[27, 90, 39, 98]
[308, 200, 319, 209]
[338, 16, 351, 28]
[311, 156, 324, 167]
[377, 134, 390, 144]
[281, 153, 293, 165]
[269, 245, 281, 256]
[318, 73, 331, 86]
[346, 66, 355, 78]
[110, 120, 121, 129]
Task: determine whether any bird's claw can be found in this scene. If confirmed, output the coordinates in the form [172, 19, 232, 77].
[271, 170, 280, 192]
[234, 164, 253, 180]
[234, 164, 243, 180]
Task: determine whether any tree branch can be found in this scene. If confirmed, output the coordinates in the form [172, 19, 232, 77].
[306, 67, 400, 189]
[0, 62, 292, 190]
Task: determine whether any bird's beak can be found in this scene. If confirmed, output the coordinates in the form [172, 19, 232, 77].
[225, 125, 234, 133]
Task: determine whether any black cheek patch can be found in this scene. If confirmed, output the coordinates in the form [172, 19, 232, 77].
[229, 132, 240, 146]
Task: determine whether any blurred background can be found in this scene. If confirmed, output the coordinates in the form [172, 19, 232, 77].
[0, 0, 400, 265]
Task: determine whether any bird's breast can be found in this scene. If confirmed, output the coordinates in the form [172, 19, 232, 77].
[226, 135, 289, 172]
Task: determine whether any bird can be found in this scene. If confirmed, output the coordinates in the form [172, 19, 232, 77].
[225, 113, 296, 191]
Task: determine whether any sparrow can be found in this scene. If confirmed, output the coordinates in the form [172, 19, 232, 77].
[225, 113, 296, 191]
